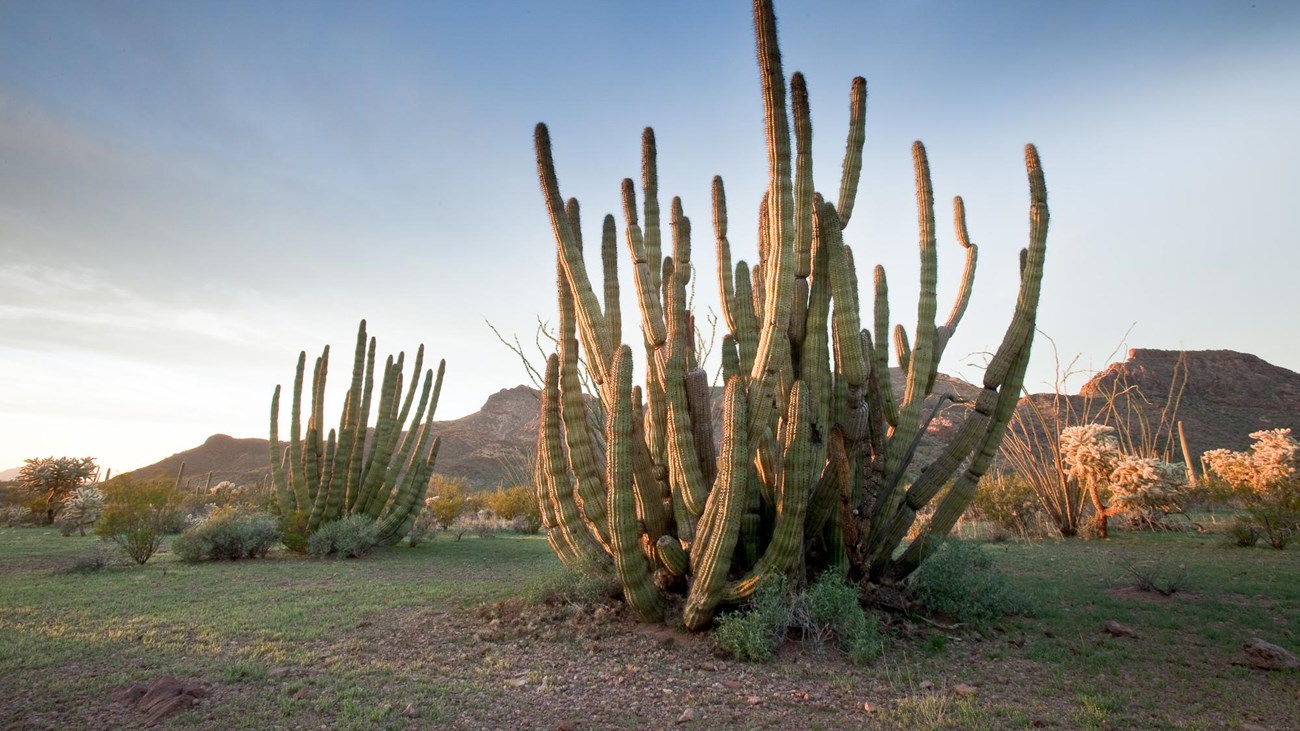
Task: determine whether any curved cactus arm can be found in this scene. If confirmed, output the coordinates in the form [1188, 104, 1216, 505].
[683, 377, 749, 630]
[655, 534, 689, 577]
[732, 262, 760, 376]
[894, 324, 911, 375]
[747, 0, 797, 444]
[534, 123, 611, 385]
[714, 176, 738, 334]
[621, 180, 669, 359]
[983, 145, 1049, 387]
[542, 354, 611, 567]
[925, 197, 979, 394]
[721, 334, 740, 382]
[723, 381, 812, 602]
[630, 386, 669, 540]
[558, 255, 612, 550]
[269, 385, 295, 516]
[801, 196, 834, 442]
[888, 144, 1049, 579]
[374, 365, 437, 518]
[836, 76, 867, 226]
[885, 141, 940, 475]
[607, 345, 665, 622]
[685, 368, 717, 485]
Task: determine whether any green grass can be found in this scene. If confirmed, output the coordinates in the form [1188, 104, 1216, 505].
[0, 529, 555, 730]
[2, 525, 1297, 730]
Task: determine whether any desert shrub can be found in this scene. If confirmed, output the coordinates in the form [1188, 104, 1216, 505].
[1204, 429, 1300, 550]
[95, 476, 184, 564]
[908, 540, 1032, 626]
[96, 505, 170, 565]
[970, 471, 1050, 539]
[713, 576, 791, 663]
[306, 514, 379, 558]
[1122, 559, 1188, 596]
[1226, 516, 1261, 547]
[56, 485, 105, 537]
[482, 485, 542, 534]
[714, 574, 884, 665]
[796, 574, 884, 664]
[172, 508, 280, 563]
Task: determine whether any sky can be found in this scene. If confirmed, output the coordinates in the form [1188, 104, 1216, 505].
[2, 0, 1298, 475]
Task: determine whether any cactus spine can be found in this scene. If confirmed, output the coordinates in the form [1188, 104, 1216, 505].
[532, 0, 1049, 628]
[268, 320, 445, 546]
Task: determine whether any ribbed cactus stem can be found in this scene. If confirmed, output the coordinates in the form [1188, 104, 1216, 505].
[607, 346, 664, 621]
[683, 377, 749, 630]
[836, 76, 867, 226]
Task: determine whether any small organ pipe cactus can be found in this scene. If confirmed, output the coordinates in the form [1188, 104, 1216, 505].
[533, 0, 1049, 627]
[269, 320, 445, 546]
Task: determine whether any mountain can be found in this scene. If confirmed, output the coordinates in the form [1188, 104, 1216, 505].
[1075, 348, 1300, 460]
[116, 349, 1300, 489]
[119, 385, 542, 490]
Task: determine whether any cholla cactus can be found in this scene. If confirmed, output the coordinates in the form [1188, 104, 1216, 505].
[1203, 429, 1300, 548]
[1059, 424, 1122, 484]
[1107, 455, 1187, 524]
[59, 485, 105, 536]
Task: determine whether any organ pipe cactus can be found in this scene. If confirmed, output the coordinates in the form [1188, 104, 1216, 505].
[269, 320, 445, 547]
[533, 0, 1049, 628]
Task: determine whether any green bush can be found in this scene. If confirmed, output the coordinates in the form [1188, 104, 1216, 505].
[95, 505, 171, 565]
[172, 508, 280, 563]
[798, 574, 884, 665]
[714, 574, 885, 665]
[523, 560, 621, 606]
[713, 576, 791, 662]
[306, 515, 379, 558]
[1227, 515, 1261, 547]
[969, 471, 1049, 539]
[907, 539, 1033, 627]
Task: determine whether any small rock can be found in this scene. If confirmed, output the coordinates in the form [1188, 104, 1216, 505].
[721, 679, 742, 690]
[402, 703, 418, 718]
[1104, 620, 1138, 638]
[506, 676, 528, 688]
[745, 696, 762, 706]
[863, 701, 873, 713]
[293, 688, 310, 700]
[919, 680, 934, 691]
[698, 662, 718, 672]
[556, 722, 577, 731]
[1242, 638, 1300, 671]
[953, 684, 977, 697]
[676, 708, 698, 724]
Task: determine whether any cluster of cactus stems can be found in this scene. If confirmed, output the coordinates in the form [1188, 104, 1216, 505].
[268, 320, 445, 546]
[533, 0, 1049, 629]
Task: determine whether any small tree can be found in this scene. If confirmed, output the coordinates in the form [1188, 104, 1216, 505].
[1059, 424, 1122, 537]
[483, 485, 542, 533]
[17, 456, 98, 524]
[1203, 429, 1300, 549]
[96, 477, 182, 564]
[426, 475, 468, 530]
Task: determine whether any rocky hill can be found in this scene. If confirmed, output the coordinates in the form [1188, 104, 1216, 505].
[1076, 348, 1300, 459]
[118, 349, 1300, 489]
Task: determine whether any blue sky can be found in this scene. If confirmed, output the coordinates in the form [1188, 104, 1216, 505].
[2, 0, 1298, 473]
